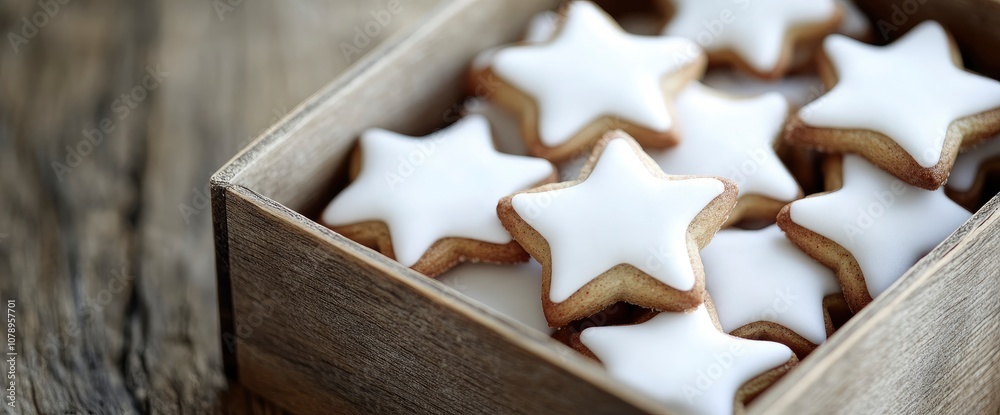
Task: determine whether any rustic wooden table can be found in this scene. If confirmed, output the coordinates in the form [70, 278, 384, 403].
[0, 0, 439, 412]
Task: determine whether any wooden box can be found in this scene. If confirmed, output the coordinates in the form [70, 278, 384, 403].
[211, 0, 1000, 413]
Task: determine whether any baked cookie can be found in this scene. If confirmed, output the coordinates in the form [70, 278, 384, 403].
[468, 11, 559, 78]
[497, 132, 737, 327]
[945, 136, 1000, 211]
[481, 1, 706, 162]
[648, 82, 801, 227]
[321, 115, 557, 277]
[701, 225, 844, 357]
[788, 21, 1000, 190]
[700, 70, 828, 195]
[659, 0, 842, 79]
[438, 260, 551, 334]
[776, 154, 971, 312]
[576, 305, 797, 415]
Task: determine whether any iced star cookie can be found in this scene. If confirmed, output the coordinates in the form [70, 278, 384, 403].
[659, 0, 841, 79]
[481, 1, 706, 162]
[577, 305, 796, 415]
[321, 115, 557, 277]
[438, 260, 551, 334]
[788, 21, 1000, 190]
[497, 132, 738, 327]
[648, 83, 801, 226]
[946, 136, 1000, 211]
[468, 11, 559, 77]
[777, 155, 971, 311]
[702, 225, 844, 357]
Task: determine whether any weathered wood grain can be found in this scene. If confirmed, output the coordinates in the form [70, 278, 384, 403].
[0, 0, 439, 413]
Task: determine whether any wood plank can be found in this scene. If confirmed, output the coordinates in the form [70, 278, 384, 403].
[0, 0, 441, 413]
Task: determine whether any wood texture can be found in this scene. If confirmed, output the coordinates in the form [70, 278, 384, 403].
[0, 0, 440, 413]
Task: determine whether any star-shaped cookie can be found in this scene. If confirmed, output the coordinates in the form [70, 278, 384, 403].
[788, 21, 1000, 190]
[777, 154, 971, 311]
[321, 115, 556, 277]
[577, 305, 796, 415]
[649, 83, 801, 226]
[701, 225, 843, 357]
[660, 0, 841, 79]
[497, 132, 738, 327]
[484, 1, 706, 162]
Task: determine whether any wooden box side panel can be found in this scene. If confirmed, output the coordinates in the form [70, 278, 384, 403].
[223, 185, 664, 415]
[225, 0, 560, 212]
[750, 195, 1000, 414]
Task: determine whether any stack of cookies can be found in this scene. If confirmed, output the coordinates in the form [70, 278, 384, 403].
[321, 1, 1000, 413]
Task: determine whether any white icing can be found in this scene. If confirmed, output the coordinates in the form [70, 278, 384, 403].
[649, 83, 800, 202]
[438, 260, 552, 334]
[470, 11, 559, 72]
[511, 138, 724, 303]
[464, 98, 529, 156]
[523, 10, 560, 43]
[789, 155, 971, 297]
[322, 115, 554, 267]
[702, 225, 840, 345]
[701, 69, 825, 108]
[580, 306, 793, 415]
[492, 1, 702, 147]
[837, 0, 871, 39]
[948, 136, 1000, 193]
[799, 21, 1000, 168]
[662, 0, 837, 73]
